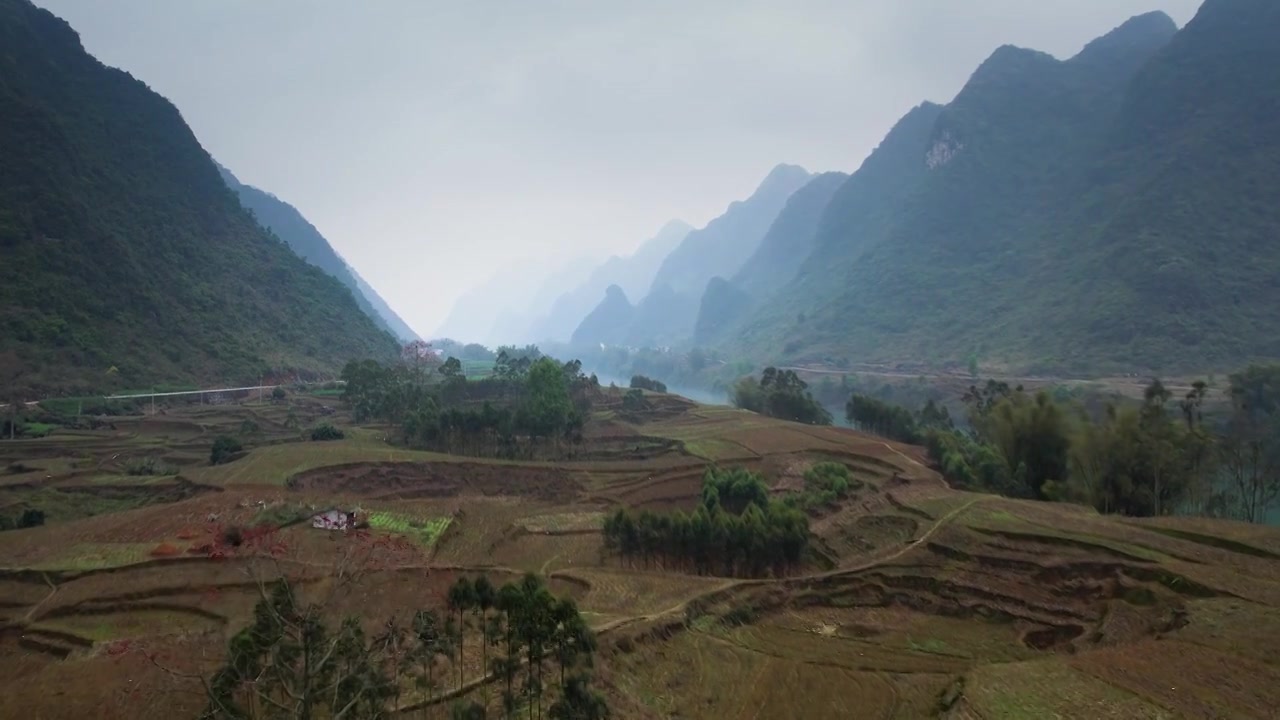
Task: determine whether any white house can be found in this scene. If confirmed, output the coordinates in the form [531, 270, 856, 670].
[311, 509, 353, 531]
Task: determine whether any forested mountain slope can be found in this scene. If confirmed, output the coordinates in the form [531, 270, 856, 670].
[217, 164, 420, 342]
[730, 7, 1280, 374]
[692, 170, 849, 345]
[0, 0, 399, 395]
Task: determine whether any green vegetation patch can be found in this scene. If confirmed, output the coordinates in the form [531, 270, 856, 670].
[365, 511, 451, 546]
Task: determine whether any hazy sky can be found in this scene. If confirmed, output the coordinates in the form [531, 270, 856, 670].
[35, 0, 1203, 337]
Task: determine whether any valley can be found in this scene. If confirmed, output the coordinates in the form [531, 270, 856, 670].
[3, 0, 1280, 717]
[2, 385, 1278, 718]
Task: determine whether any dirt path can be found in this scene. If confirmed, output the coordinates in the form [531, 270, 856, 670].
[589, 495, 985, 638]
[22, 572, 58, 622]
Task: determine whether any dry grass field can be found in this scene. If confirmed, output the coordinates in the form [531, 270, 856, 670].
[1, 389, 1278, 718]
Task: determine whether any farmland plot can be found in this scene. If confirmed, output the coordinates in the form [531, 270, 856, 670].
[366, 511, 452, 546]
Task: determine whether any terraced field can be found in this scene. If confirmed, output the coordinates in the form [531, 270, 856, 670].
[0, 388, 1278, 719]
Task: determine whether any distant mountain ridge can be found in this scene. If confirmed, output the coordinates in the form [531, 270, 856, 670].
[533, 219, 692, 343]
[433, 254, 602, 346]
[648, 164, 812, 298]
[216, 164, 420, 342]
[0, 0, 399, 394]
[722, 7, 1280, 374]
[571, 164, 813, 348]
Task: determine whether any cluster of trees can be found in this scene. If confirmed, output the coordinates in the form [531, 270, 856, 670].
[442, 575, 606, 720]
[628, 375, 667, 393]
[200, 573, 606, 720]
[731, 367, 832, 426]
[851, 367, 1280, 522]
[602, 466, 810, 578]
[341, 348, 599, 460]
[846, 395, 951, 444]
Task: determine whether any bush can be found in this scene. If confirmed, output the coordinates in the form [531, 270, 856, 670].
[309, 423, 345, 441]
[271, 386, 287, 400]
[210, 435, 243, 465]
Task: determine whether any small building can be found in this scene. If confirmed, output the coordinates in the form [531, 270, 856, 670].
[311, 509, 354, 531]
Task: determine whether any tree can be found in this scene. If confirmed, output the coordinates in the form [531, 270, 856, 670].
[271, 386, 287, 401]
[979, 391, 1072, 499]
[412, 609, 451, 712]
[521, 358, 575, 442]
[548, 674, 609, 719]
[447, 576, 477, 690]
[846, 394, 920, 443]
[472, 575, 496, 707]
[310, 424, 345, 441]
[199, 578, 397, 719]
[402, 340, 440, 371]
[440, 357, 464, 379]
[210, 436, 243, 466]
[620, 389, 648, 413]
[629, 375, 666, 393]
[734, 367, 831, 425]
[1220, 366, 1280, 522]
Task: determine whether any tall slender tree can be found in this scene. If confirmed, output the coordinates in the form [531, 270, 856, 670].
[448, 576, 477, 690]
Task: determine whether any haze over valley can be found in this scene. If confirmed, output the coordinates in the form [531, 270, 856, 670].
[2, 1, 1280, 718]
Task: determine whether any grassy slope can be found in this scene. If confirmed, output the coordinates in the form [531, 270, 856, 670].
[0, 0, 399, 395]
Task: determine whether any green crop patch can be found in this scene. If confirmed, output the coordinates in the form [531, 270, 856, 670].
[366, 511, 452, 546]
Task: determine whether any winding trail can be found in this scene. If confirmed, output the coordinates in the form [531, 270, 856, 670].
[589, 495, 984, 637]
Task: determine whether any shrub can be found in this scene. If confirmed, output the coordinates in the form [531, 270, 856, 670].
[271, 386, 287, 400]
[210, 435, 243, 465]
[309, 423, 345, 441]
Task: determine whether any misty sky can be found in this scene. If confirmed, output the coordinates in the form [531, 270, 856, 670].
[35, 0, 1203, 338]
